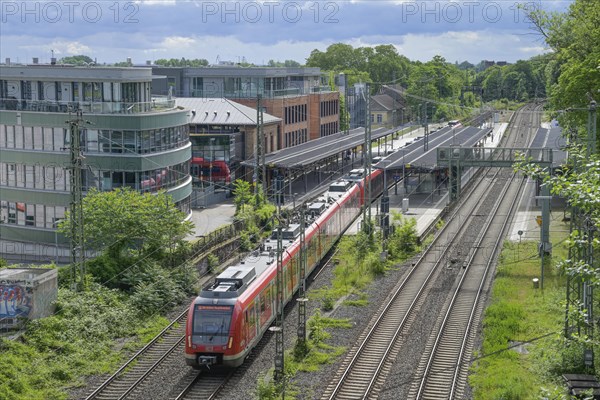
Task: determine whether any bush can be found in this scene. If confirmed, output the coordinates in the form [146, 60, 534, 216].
[206, 253, 219, 272]
[321, 291, 335, 311]
[364, 253, 385, 275]
[125, 263, 190, 316]
[86, 253, 135, 289]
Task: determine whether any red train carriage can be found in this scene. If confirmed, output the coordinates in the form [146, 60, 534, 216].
[185, 169, 383, 368]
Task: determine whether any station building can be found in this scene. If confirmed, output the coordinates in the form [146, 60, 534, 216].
[0, 62, 192, 261]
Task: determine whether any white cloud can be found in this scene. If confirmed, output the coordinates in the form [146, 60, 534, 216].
[160, 36, 198, 49]
[0, 30, 551, 66]
[19, 40, 92, 57]
[134, 0, 177, 6]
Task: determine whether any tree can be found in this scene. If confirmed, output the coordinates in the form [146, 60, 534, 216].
[154, 58, 209, 67]
[232, 179, 253, 214]
[339, 93, 350, 132]
[59, 188, 192, 260]
[267, 59, 301, 67]
[527, 0, 600, 134]
[59, 55, 94, 66]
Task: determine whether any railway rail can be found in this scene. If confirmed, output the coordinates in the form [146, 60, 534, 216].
[320, 104, 542, 399]
[85, 311, 188, 400]
[409, 103, 543, 399]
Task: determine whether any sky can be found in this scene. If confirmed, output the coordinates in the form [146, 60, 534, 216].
[0, 0, 574, 66]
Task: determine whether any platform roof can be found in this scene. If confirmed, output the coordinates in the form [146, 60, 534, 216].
[241, 111, 493, 171]
[375, 125, 492, 172]
[531, 125, 567, 168]
[242, 126, 392, 170]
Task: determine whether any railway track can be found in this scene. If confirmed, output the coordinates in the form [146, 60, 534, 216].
[408, 103, 543, 399]
[85, 310, 188, 400]
[320, 104, 542, 399]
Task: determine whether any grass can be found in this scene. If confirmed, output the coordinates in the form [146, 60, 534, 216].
[469, 216, 573, 399]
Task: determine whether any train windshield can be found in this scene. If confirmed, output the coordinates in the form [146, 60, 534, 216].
[192, 305, 233, 345]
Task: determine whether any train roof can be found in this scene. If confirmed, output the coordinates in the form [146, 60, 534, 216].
[199, 173, 366, 300]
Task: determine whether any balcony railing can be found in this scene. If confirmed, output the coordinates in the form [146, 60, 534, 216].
[0, 97, 176, 114]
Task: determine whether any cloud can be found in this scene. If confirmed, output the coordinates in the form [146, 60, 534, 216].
[0, 1, 571, 65]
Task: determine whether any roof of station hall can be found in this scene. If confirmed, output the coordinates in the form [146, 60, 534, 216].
[242, 122, 494, 171]
[175, 97, 281, 126]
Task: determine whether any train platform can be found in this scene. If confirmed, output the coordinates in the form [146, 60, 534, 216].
[187, 120, 523, 244]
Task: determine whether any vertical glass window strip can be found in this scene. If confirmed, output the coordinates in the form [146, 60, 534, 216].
[73, 82, 79, 102]
[0, 163, 6, 186]
[99, 130, 110, 152]
[34, 165, 44, 189]
[25, 165, 34, 188]
[53, 167, 65, 191]
[15, 125, 24, 148]
[45, 205, 55, 228]
[0, 125, 5, 148]
[44, 166, 54, 190]
[35, 204, 44, 227]
[53, 128, 64, 151]
[25, 204, 35, 226]
[38, 81, 45, 101]
[32, 127, 43, 150]
[6, 125, 14, 148]
[23, 126, 33, 149]
[39, 127, 52, 150]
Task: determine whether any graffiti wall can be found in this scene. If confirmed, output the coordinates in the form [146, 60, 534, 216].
[0, 268, 57, 329]
[0, 284, 32, 319]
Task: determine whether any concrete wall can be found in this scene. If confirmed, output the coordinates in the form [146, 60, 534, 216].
[0, 268, 57, 329]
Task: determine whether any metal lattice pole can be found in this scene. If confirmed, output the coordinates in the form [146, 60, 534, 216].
[273, 180, 285, 394]
[66, 108, 87, 291]
[297, 204, 308, 344]
[255, 95, 262, 207]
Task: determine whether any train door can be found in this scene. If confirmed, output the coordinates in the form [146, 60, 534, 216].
[245, 302, 257, 344]
[259, 288, 272, 327]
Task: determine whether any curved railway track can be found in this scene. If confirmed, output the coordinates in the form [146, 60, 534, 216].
[320, 104, 542, 399]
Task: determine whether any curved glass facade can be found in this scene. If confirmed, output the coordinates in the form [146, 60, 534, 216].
[0, 66, 193, 251]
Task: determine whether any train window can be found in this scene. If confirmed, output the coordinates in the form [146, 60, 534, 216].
[192, 305, 233, 345]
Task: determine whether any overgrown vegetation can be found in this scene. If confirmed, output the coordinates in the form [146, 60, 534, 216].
[469, 218, 573, 398]
[0, 282, 171, 399]
[255, 310, 351, 399]
[232, 179, 277, 250]
[1, 189, 198, 399]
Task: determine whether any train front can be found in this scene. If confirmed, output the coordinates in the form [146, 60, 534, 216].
[185, 297, 238, 368]
[185, 266, 255, 368]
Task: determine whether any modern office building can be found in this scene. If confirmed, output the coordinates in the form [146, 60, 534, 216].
[151, 65, 340, 146]
[0, 62, 192, 260]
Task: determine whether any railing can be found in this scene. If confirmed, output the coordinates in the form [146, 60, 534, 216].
[0, 97, 176, 114]
[189, 219, 245, 256]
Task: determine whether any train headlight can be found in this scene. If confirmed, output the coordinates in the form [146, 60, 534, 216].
[187, 335, 192, 348]
[228, 336, 233, 349]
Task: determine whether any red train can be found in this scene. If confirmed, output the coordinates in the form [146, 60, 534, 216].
[190, 157, 231, 185]
[185, 168, 384, 368]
